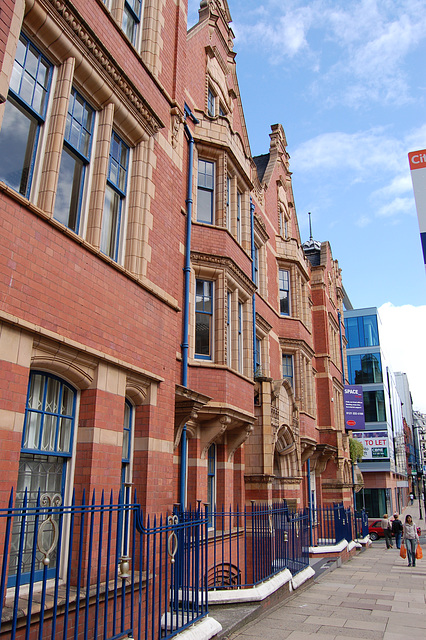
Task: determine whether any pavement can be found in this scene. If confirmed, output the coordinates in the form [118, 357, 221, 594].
[217, 501, 426, 640]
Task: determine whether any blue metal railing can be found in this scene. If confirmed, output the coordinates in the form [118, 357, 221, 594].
[207, 502, 310, 589]
[0, 490, 369, 640]
[0, 489, 208, 640]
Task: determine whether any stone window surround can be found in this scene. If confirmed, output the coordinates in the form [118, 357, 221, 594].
[0, 1, 163, 280]
[278, 337, 315, 418]
[191, 255, 255, 379]
[194, 145, 251, 251]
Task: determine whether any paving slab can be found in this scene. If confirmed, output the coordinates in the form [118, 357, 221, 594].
[227, 501, 426, 640]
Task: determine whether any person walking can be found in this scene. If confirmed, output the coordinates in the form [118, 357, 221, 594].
[403, 514, 419, 567]
[410, 492, 414, 505]
[381, 513, 393, 549]
[392, 513, 403, 549]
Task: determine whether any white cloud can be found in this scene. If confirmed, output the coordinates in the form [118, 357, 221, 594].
[378, 303, 426, 413]
[291, 129, 403, 176]
[233, 0, 426, 107]
[377, 196, 415, 218]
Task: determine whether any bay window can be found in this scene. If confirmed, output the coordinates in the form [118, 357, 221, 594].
[195, 279, 213, 359]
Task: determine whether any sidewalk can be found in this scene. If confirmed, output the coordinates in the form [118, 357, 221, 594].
[226, 501, 426, 640]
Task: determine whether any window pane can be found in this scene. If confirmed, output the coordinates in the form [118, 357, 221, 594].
[28, 373, 44, 410]
[101, 185, 120, 258]
[122, 7, 137, 43]
[45, 377, 60, 413]
[41, 414, 57, 451]
[280, 291, 289, 315]
[363, 316, 379, 346]
[61, 386, 74, 416]
[54, 147, 84, 231]
[363, 390, 385, 422]
[22, 374, 75, 456]
[195, 312, 211, 356]
[57, 417, 72, 453]
[197, 189, 213, 224]
[11, 37, 51, 116]
[0, 98, 38, 196]
[23, 412, 42, 449]
[345, 317, 360, 348]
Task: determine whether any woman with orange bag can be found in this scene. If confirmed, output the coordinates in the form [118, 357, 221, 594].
[403, 515, 420, 567]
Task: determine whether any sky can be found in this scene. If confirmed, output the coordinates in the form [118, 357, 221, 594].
[188, 0, 426, 413]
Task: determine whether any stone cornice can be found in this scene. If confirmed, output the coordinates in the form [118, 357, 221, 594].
[37, 0, 164, 136]
[191, 251, 256, 295]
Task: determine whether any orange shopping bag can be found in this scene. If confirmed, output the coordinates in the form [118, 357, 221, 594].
[416, 544, 423, 560]
[400, 543, 407, 559]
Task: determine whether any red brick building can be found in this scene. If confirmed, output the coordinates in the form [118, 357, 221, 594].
[0, 0, 353, 541]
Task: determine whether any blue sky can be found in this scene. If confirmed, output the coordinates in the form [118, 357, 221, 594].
[188, 0, 426, 412]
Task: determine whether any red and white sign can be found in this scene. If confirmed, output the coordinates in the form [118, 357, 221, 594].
[408, 149, 426, 170]
[408, 149, 426, 268]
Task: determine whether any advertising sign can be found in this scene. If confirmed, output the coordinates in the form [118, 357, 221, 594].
[343, 385, 365, 430]
[408, 149, 426, 268]
[352, 431, 389, 460]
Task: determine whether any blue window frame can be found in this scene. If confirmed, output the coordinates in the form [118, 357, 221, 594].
[345, 315, 379, 348]
[282, 354, 293, 386]
[226, 175, 231, 230]
[195, 279, 213, 359]
[238, 301, 243, 373]
[54, 88, 94, 232]
[255, 336, 261, 375]
[197, 159, 214, 224]
[0, 33, 52, 197]
[9, 372, 76, 586]
[101, 131, 129, 260]
[347, 352, 383, 385]
[227, 291, 232, 367]
[254, 245, 259, 287]
[207, 444, 216, 525]
[237, 191, 241, 243]
[122, 0, 142, 45]
[279, 269, 290, 315]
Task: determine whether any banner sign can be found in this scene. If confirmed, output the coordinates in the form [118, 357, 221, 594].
[343, 385, 365, 430]
[352, 431, 389, 460]
[408, 149, 426, 268]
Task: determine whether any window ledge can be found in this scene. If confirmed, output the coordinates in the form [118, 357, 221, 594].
[0, 182, 180, 312]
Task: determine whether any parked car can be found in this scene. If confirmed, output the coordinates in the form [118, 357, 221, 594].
[368, 519, 394, 541]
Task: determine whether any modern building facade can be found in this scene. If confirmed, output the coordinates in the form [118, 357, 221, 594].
[344, 308, 408, 516]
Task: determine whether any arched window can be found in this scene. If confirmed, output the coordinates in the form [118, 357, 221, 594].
[9, 372, 76, 585]
[121, 399, 133, 490]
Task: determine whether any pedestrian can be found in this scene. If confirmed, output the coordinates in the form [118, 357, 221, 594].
[403, 514, 420, 567]
[410, 492, 414, 505]
[392, 513, 403, 549]
[381, 513, 393, 549]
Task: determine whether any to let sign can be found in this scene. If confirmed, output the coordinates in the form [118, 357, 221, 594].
[343, 385, 365, 431]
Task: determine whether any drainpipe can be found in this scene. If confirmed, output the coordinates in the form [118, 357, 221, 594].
[179, 104, 199, 510]
[250, 198, 257, 376]
[307, 458, 313, 547]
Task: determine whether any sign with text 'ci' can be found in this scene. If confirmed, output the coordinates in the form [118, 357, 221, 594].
[343, 385, 365, 430]
[408, 149, 426, 269]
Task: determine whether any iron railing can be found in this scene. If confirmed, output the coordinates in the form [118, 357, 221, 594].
[207, 503, 310, 589]
[0, 490, 369, 640]
[0, 489, 208, 640]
